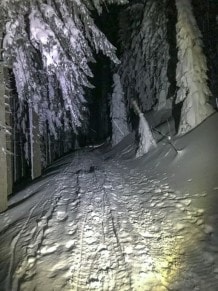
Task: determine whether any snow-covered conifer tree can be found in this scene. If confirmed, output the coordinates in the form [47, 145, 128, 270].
[132, 101, 156, 157]
[110, 73, 129, 146]
[2, 0, 123, 133]
[0, 0, 126, 176]
[119, 0, 170, 112]
[175, 0, 215, 135]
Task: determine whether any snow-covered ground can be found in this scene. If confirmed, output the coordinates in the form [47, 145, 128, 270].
[0, 113, 218, 291]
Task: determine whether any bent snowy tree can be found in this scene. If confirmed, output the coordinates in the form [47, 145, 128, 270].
[132, 100, 157, 157]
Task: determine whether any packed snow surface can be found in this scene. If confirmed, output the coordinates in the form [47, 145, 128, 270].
[0, 114, 218, 291]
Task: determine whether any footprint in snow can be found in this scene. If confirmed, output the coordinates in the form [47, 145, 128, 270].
[40, 244, 59, 255]
[56, 211, 68, 221]
[65, 240, 75, 250]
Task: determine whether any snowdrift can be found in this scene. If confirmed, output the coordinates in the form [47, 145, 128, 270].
[106, 112, 218, 199]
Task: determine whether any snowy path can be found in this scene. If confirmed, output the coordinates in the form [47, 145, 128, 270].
[0, 149, 218, 291]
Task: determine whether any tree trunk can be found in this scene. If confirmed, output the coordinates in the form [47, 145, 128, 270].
[0, 39, 8, 212]
[29, 105, 42, 180]
[5, 69, 13, 195]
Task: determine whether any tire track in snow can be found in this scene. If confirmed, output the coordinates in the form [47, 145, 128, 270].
[5, 155, 77, 291]
[3, 149, 218, 290]
[72, 167, 99, 290]
[69, 161, 133, 290]
[71, 154, 149, 290]
[102, 186, 132, 290]
[5, 196, 46, 291]
[102, 170, 156, 290]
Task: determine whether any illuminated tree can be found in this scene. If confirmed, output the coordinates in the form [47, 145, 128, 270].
[1, 0, 126, 175]
[175, 0, 214, 135]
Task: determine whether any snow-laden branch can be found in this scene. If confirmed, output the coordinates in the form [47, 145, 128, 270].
[72, 0, 120, 64]
[2, 0, 123, 140]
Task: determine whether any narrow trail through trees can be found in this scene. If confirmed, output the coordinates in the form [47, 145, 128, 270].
[0, 149, 218, 291]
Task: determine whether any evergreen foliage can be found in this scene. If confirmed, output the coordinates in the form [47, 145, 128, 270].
[1, 0, 123, 137]
[1, 0, 125, 168]
[119, 0, 170, 112]
[175, 0, 214, 135]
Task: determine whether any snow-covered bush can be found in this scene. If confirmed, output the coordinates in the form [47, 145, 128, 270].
[110, 73, 129, 146]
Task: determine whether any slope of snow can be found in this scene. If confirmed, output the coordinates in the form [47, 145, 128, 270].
[134, 112, 218, 196]
[0, 113, 217, 291]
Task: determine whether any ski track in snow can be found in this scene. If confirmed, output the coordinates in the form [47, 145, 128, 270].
[4, 154, 77, 291]
[0, 149, 218, 291]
